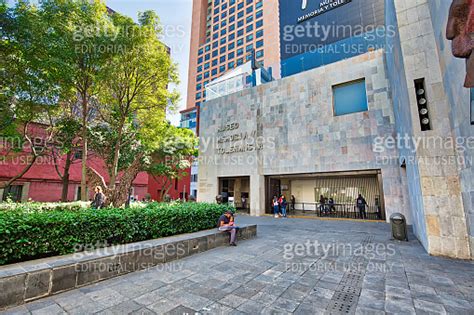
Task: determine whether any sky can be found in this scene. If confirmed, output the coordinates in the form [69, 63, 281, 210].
[107, 0, 193, 126]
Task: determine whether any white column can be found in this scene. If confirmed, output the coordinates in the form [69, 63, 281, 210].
[250, 175, 265, 216]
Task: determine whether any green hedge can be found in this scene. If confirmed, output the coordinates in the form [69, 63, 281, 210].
[0, 202, 233, 265]
[0, 201, 91, 212]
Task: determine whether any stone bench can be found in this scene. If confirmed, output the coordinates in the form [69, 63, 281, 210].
[0, 224, 257, 310]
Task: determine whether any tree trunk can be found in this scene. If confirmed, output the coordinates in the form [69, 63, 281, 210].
[61, 152, 72, 202]
[109, 117, 125, 190]
[1, 155, 37, 191]
[80, 94, 88, 201]
[1, 123, 39, 191]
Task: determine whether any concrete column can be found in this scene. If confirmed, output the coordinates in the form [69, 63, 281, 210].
[250, 175, 265, 216]
[234, 178, 242, 208]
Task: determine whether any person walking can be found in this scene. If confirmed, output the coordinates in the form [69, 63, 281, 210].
[280, 195, 288, 218]
[356, 194, 367, 219]
[290, 195, 296, 212]
[272, 196, 280, 218]
[92, 186, 106, 209]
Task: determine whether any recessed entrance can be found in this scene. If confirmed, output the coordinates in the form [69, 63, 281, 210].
[218, 177, 250, 212]
[265, 170, 385, 220]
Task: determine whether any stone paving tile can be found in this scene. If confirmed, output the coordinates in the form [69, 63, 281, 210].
[146, 298, 180, 314]
[1, 306, 29, 315]
[66, 301, 109, 315]
[219, 294, 248, 309]
[355, 306, 386, 314]
[200, 302, 233, 315]
[250, 291, 279, 306]
[236, 299, 266, 313]
[130, 307, 156, 315]
[164, 305, 197, 315]
[30, 303, 65, 315]
[3, 216, 474, 315]
[96, 300, 143, 315]
[357, 288, 385, 310]
[271, 297, 301, 313]
[414, 299, 447, 315]
[24, 299, 56, 313]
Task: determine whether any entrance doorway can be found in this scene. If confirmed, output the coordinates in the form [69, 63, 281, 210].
[218, 177, 250, 212]
[265, 170, 386, 220]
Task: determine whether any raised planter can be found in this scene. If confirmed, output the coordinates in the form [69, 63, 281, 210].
[0, 224, 257, 310]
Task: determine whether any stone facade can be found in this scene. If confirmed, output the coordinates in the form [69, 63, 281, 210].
[387, 0, 472, 259]
[198, 50, 409, 221]
[198, 1, 473, 260]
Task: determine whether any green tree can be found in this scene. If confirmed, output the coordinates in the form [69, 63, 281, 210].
[39, 0, 116, 201]
[0, 1, 59, 191]
[88, 10, 179, 206]
[1, 0, 118, 200]
[147, 125, 198, 201]
[51, 113, 82, 202]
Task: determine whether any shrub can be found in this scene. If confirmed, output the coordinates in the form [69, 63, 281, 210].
[0, 202, 233, 265]
[0, 201, 90, 212]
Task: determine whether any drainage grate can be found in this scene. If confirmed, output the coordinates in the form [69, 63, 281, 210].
[342, 273, 363, 282]
[332, 291, 358, 304]
[340, 277, 363, 287]
[336, 285, 361, 295]
[325, 237, 372, 313]
[326, 300, 357, 314]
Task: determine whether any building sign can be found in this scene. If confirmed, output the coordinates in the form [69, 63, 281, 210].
[298, 0, 352, 23]
[279, 0, 385, 62]
[216, 122, 264, 155]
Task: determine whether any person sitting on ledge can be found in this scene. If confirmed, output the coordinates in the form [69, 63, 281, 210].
[217, 210, 239, 246]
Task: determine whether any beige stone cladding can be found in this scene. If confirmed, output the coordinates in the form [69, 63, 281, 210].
[394, 0, 471, 259]
[198, 50, 408, 222]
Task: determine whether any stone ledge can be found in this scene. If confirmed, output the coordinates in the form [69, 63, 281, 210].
[0, 224, 257, 310]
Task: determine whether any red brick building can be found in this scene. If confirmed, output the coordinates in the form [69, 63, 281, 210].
[0, 123, 189, 203]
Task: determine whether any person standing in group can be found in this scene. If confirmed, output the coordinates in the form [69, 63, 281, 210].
[280, 195, 288, 218]
[92, 186, 106, 209]
[328, 197, 335, 214]
[356, 194, 367, 219]
[319, 195, 327, 215]
[273, 196, 280, 218]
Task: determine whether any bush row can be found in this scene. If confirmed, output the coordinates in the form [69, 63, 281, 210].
[0, 202, 233, 265]
[0, 201, 91, 212]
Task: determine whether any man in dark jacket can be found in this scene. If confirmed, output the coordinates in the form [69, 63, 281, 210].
[356, 194, 367, 219]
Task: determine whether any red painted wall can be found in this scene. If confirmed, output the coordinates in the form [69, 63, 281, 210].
[0, 123, 148, 202]
[147, 170, 191, 201]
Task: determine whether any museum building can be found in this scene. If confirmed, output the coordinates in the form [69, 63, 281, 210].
[197, 0, 474, 260]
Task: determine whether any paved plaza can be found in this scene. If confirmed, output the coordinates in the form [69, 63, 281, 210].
[3, 216, 474, 315]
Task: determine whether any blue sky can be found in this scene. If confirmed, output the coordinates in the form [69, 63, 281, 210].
[107, 0, 193, 126]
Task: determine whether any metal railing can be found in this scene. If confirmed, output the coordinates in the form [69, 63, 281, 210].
[283, 202, 385, 221]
